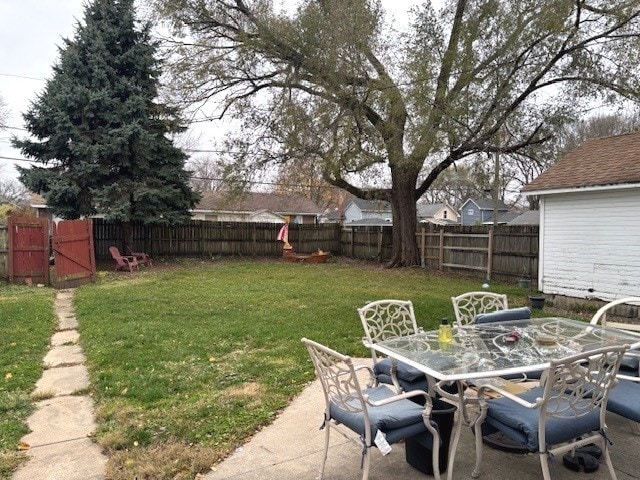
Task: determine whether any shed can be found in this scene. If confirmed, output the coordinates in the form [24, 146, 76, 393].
[522, 131, 640, 301]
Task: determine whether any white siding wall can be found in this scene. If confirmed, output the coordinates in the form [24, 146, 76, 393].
[343, 204, 362, 223]
[540, 188, 640, 301]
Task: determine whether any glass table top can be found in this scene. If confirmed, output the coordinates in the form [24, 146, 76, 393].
[368, 317, 640, 381]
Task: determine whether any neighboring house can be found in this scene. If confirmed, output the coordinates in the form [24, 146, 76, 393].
[30, 193, 51, 220]
[343, 199, 459, 226]
[343, 199, 392, 224]
[319, 208, 341, 224]
[417, 202, 460, 225]
[28, 193, 87, 223]
[522, 131, 640, 301]
[459, 198, 514, 225]
[507, 210, 540, 226]
[30, 191, 323, 225]
[192, 192, 323, 224]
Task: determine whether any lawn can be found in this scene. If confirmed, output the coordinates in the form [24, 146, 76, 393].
[1, 259, 536, 480]
[74, 259, 536, 479]
[0, 285, 56, 479]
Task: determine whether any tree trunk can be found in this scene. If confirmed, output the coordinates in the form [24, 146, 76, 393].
[388, 170, 420, 267]
[121, 221, 134, 254]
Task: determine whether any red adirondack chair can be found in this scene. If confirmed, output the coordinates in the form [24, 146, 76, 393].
[126, 246, 153, 267]
[109, 246, 139, 272]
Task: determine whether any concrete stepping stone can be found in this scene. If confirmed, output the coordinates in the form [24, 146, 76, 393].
[43, 345, 85, 368]
[51, 330, 80, 346]
[21, 396, 98, 447]
[12, 437, 106, 480]
[34, 365, 90, 397]
[58, 314, 79, 331]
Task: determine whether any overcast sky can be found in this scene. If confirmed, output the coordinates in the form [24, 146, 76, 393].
[0, 0, 421, 182]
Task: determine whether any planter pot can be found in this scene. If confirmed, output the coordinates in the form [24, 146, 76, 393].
[518, 279, 531, 289]
[529, 295, 546, 309]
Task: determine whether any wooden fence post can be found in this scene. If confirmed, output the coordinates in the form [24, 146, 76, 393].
[419, 228, 426, 267]
[439, 229, 444, 270]
[487, 227, 494, 281]
[350, 227, 355, 258]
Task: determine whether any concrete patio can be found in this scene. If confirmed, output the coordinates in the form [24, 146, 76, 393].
[204, 373, 640, 480]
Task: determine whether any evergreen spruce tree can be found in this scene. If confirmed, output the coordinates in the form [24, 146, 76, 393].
[13, 0, 199, 247]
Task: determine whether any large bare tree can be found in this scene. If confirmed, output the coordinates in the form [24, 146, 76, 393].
[154, 0, 640, 266]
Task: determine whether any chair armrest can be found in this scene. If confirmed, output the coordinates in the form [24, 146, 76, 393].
[365, 388, 431, 410]
[434, 380, 478, 406]
[353, 364, 374, 374]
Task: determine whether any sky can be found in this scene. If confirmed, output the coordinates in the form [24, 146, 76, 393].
[0, 0, 422, 182]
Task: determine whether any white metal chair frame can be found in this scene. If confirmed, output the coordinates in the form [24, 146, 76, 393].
[448, 292, 511, 424]
[302, 338, 442, 480]
[590, 296, 640, 382]
[358, 299, 422, 392]
[590, 296, 640, 334]
[451, 292, 509, 327]
[358, 299, 420, 361]
[590, 297, 640, 434]
[471, 345, 628, 480]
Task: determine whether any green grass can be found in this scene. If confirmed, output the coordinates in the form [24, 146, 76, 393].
[72, 259, 533, 479]
[0, 285, 56, 478]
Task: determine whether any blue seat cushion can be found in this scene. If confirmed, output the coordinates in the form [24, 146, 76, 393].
[483, 387, 600, 451]
[607, 379, 640, 423]
[619, 351, 640, 372]
[329, 385, 438, 447]
[474, 307, 532, 324]
[376, 373, 429, 395]
[374, 357, 425, 382]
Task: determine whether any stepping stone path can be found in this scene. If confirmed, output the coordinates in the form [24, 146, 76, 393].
[12, 289, 107, 480]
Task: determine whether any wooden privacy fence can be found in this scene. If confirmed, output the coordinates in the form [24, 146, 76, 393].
[418, 225, 539, 283]
[91, 220, 537, 283]
[2, 219, 537, 284]
[340, 224, 538, 283]
[0, 217, 96, 288]
[93, 219, 342, 260]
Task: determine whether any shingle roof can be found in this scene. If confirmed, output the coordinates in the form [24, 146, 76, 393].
[507, 210, 540, 225]
[463, 198, 509, 211]
[196, 192, 323, 215]
[348, 198, 392, 212]
[522, 131, 640, 193]
[417, 203, 444, 217]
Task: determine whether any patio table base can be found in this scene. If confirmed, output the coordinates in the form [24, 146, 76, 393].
[481, 431, 529, 454]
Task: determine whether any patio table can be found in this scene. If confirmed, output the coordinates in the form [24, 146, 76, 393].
[365, 317, 640, 480]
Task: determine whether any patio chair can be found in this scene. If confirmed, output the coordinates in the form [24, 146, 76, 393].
[471, 344, 628, 480]
[357, 300, 428, 394]
[589, 297, 640, 434]
[126, 245, 153, 267]
[109, 246, 139, 272]
[301, 338, 443, 480]
[451, 291, 509, 327]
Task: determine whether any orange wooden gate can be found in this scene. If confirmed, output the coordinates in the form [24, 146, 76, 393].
[52, 219, 96, 288]
[8, 216, 50, 286]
